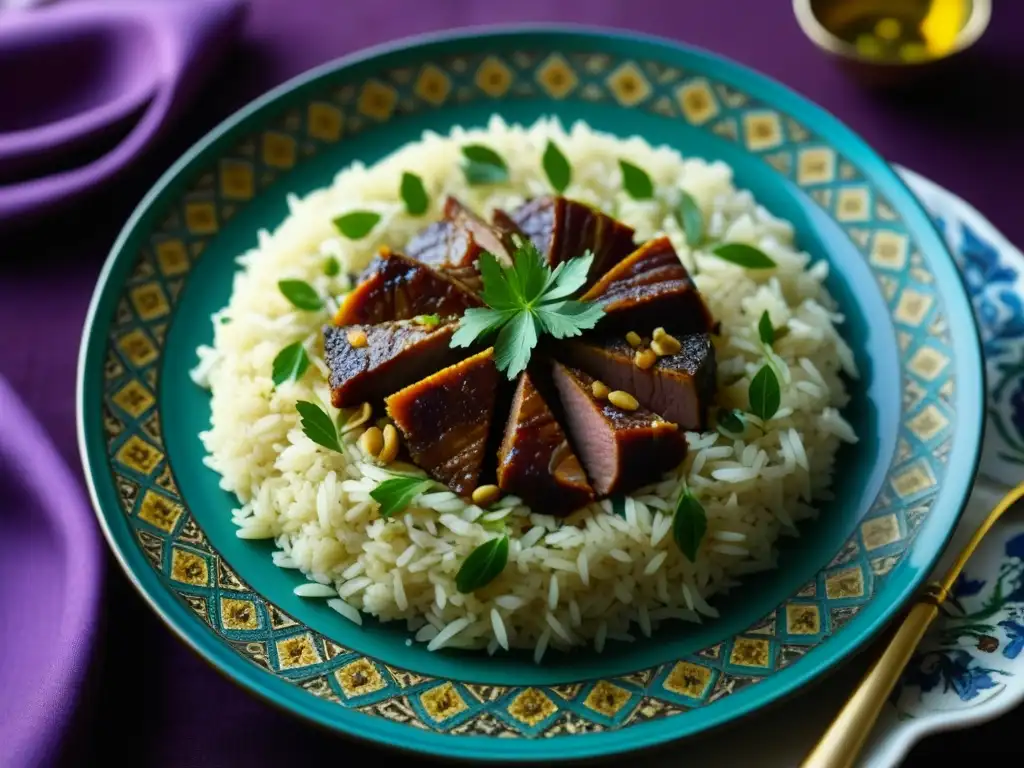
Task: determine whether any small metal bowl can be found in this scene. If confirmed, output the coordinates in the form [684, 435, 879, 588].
[793, 0, 991, 88]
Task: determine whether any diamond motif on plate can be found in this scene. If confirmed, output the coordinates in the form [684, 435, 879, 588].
[907, 404, 950, 442]
[154, 239, 190, 276]
[835, 187, 871, 222]
[825, 566, 865, 599]
[414, 64, 451, 105]
[220, 597, 259, 629]
[219, 159, 255, 200]
[129, 282, 170, 322]
[475, 56, 513, 97]
[742, 111, 783, 151]
[115, 435, 163, 475]
[170, 547, 209, 586]
[676, 78, 719, 124]
[892, 459, 937, 499]
[784, 604, 821, 635]
[796, 147, 836, 185]
[535, 54, 577, 99]
[870, 230, 909, 269]
[184, 201, 218, 234]
[729, 637, 771, 668]
[306, 102, 344, 141]
[111, 379, 155, 418]
[136, 489, 183, 533]
[261, 131, 296, 169]
[507, 688, 557, 726]
[357, 79, 397, 121]
[861, 513, 903, 551]
[582, 680, 632, 717]
[663, 661, 713, 699]
[336, 658, 387, 698]
[606, 61, 651, 106]
[275, 633, 322, 670]
[894, 288, 934, 327]
[420, 682, 469, 723]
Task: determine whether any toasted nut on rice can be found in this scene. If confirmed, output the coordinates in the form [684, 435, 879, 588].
[591, 380, 610, 399]
[358, 426, 384, 458]
[378, 424, 400, 464]
[346, 329, 368, 348]
[472, 484, 501, 506]
[608, 390, 639, 410]
[625, 331, 642, 348]
[634, 348, 657, 370]
[651, 333, 682, 356]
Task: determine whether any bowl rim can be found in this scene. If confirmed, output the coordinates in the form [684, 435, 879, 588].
[76, 21, 987, 762]
[791, 0, 993, 67]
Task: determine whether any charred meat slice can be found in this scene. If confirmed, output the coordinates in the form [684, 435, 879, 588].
[580, 236, 713, 335]
[560, 334, 716, 430]
[551, 362, 687, 497]
[386, 347, 498, 496]
[497, 196, 636, 285]
[323, 320, 460, 408]
[334, 249, 482, 325]
[497, 371, 595, 516]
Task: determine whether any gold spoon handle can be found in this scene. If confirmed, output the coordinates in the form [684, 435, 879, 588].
[800, 594, 940, 768]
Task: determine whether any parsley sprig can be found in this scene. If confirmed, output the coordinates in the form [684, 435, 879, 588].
[450, 237, 605, 379]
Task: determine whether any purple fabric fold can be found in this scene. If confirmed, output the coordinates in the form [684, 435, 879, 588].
[0, 377, 102, 768]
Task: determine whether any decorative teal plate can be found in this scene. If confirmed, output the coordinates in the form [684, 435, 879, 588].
[77, 26, 985, 762]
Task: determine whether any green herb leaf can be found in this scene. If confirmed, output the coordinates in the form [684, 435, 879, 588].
[511, 236, 548, 300]
[414, 313, 441, 327]
[675, 190, 704, 247]
[717, 408, 745, 436]
[462, 145, 509, 186]
[611, 495, 627, 518]
[272, 342, 310, 387]
[541, 250, 593, 301]
[295, 400, 342, 453]
[450, 307, 517, 348]
[673, 489, 707, 562]
[370, 476, 434, 518]
[278, 280, 323, 311]
[400, 171, 429, 215]
[542, 140, 571, 193]
[493, 311, 539, 379]
[758, 310, 775, 346]
[477, 251, 519, 310]
[324, 256, 341, 277]
[456, 533, 509, 593]
[534, 300, 605, 339]
[748, 365, 781, 421]
[333, 211, 381, 239]
[710, 243, 776, 269]
[619, 160, 654, 200]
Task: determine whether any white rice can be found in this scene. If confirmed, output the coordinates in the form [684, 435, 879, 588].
[193, 115, 857, 660]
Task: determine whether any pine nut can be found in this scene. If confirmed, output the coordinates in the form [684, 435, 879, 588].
[358, 426, 384, 458]
[591, 380, 610, 399]
[651, 333, 682, 356]
[608, 390, 639, 411]
[634, 348, 657, 370]
[652, 327, 667, 340]
[341, 402, 373, 434]
[625, 331, 642, 348]
[347, 328, 368, 348]
[472, 484, 500, 506]
[378, 424, 400, 464]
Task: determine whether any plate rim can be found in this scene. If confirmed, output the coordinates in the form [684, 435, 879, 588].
[76, 22, 987, 761]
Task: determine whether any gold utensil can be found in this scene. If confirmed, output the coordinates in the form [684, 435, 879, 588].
[802, 481, 1024, 768]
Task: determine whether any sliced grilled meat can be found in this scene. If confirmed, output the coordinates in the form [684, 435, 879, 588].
[560, 333, 716, 430]
[333, 249, 482, 326]
[385, 347, 498, 497]
[496, 196, 636, 285]
[580, 236, 713, 335]
[323, 319, 460, 408]
[551, 362, 686, 496]
[497, 371, 594, 516]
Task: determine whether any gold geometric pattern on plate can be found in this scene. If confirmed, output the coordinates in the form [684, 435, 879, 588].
[220, 597, 260, 630]
[535, 53, 577, 99]
[129, 282, 170, 322]
[908, 345, 950, 381]
[154, 239, 190, 276]
[114, 434, 164, 475]
[861, 513, 903, 551]
[825, 565, 865, 599]
[170, 547, 209, 586]
[219, 159, 255, 200]
[784, 603, 821, 635]
[835, 187, 871, 222]
[582, 680, 632, 717]
[414, 64, 451, 106]
[742, 111, 783, 151]
[507, 687, 558, 726]
[676, 78, 719, 124]
[336, 658, 387, 698]
[184, 201, 218, 235]
[111, 379, 155, 418]
[475, 56, 513, 98]
[796, 147, 836, 186]
[870, 230, 909, 269]
[891, 460, 937, 499]
[306, 102, 344, 142]
[136, 489, 184, 533]
[261, 131, 296, 169]
[357, 79, 398, 121]
[729, 637, 771, 668]
[663, 661, 713, 698]
[275, 633, 322, 670]
[606, 61, 651, 106]
[420, 682, 469, 723]
[907, 404, 950, 442]
[894, 288, 934, 327]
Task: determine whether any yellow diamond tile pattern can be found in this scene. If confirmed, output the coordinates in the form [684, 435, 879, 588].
[606, 61, 652, 106]
[475, 56, 513, 97]
[507, 688, 558, 726]
[908, 346, 950, 381]
[729, 637, 771, 668]
[535, 54, 577, 99]
[111, 379, 155, 418]
[676, 78, 719, 124]
[908, 404, 950, 442]
[415, 64, 451, 105]
[663, 662, 713, 699]
[785, 604, 821, 635]
[894, 288, 934, 327]
[742, 111, 784, 151]
[336, 658, 387, 698]
[892, 460, 937, 498]
[276, 633, 322, 670]
[420, 682, 469, 722]
[129, 283, 170, 322]
[170, 547, 209, 586]
[115, 435, 163, 475]
[136, 489, 183, 533]
[583, 681, 632, 717]
[835, 187, 871, 222]
[154, 239, 190, 276]
[861, 514, 903, 551]
[825, 566, 866, 599]
[219, 159, 255, 200]
[870, 230, 909, 269]
[307, 102, 344, 141]
[220, 598, 260, 630]
[184, 201, 218, 234]
[357, 79, 397, 120]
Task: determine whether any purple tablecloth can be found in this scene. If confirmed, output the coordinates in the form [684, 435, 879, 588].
[3, 1, 1023, 764]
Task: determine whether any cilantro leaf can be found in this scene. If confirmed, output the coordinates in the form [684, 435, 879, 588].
[333, 211, 380, 239]
[758, 310, 775, 346]
[673, 489, 707, 562]
[493, 311, 539, 378]
[542, 140, 571, 193]
[477, 252, 520, 310]
[511, 237, 547, 299]
[370, 476, 433, 518]
[620, 160, 654, 200]
[400, 172, 429, 215]
[272, 341, 309, 386]
[450, 307, 517, 348]
[456, 533, 509, 593]
[295, 401, 342, 453]
[541, 250, 593, 301]
[534, 300, 605, 339]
